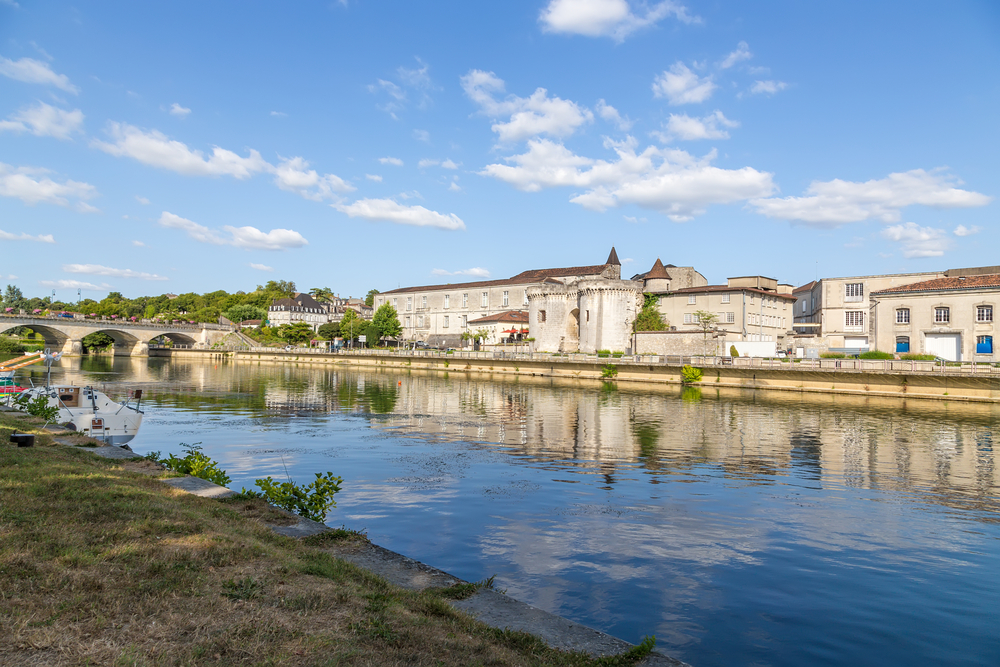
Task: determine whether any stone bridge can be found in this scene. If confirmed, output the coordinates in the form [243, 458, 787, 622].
[0, 315, 235, 356]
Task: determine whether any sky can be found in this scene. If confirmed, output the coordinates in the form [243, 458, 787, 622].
[1, 1, 998, 301]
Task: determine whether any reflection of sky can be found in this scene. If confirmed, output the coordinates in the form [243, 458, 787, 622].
[38, 357, 1000, 667]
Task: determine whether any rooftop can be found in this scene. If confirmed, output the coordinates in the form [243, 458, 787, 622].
[872, 274, 1000, 295]
[468, 310, 529, 325]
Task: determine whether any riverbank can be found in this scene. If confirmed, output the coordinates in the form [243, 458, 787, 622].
[157, 348, 1000, 403]
[0, 410, 668, 666]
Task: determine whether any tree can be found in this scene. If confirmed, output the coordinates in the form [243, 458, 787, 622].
[277, 322, 314, 345]
[317, 322, 341, 340]
[692, 310, 720, 356]
[365, 289, 378, 307]
[461, 328, 491, 347]
[364, 322, 381, 348]
[340, 308, 362, 341]
[224, 304, 267, 324]
[262, 280, 296, 298]
[372, 303, 401, 342]
[634, 293, 667, 332]
[3, 285, 26, 311]
[309, 287, 334, 304]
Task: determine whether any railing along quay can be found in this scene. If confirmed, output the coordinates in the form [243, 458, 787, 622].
[226, 346, 1000, 377]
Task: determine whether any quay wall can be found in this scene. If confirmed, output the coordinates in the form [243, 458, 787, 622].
[151, 348, 1000, 403]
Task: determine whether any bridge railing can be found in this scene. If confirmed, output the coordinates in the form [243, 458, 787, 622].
[0, 313, 234, 331]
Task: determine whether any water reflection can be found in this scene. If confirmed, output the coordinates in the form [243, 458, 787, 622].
[26, 356, 1000, 667]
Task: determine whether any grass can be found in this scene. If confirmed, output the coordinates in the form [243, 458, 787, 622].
[0, 411, 655, 666]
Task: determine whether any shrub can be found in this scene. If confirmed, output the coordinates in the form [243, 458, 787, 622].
[596, 349, 611, 358]
[729, 345, 739, 358]
[859, 350, 893, 359]
[611, 351, 624, 358]
[0, 336, 25, 355]
[253, 472, 343, 523]
[820, 352, 846, 359]
[900, 353, 937, 361]
[12, 392, 60, 422]
[601, 363, 618, 379]
[681, 365, 703, 383]
[159, 443, 231, 486]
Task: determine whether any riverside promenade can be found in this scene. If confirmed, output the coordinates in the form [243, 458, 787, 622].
[155, 347, 1000, 403]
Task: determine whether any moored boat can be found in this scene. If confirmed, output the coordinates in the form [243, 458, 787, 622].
[15, 385, 144, 446]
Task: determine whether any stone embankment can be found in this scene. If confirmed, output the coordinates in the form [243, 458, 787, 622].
[158, 347, 1000, 403]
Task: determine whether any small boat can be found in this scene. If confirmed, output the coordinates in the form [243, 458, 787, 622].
[15, 384, 145, 445]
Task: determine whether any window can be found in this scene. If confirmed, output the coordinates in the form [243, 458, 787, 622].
[461, 315, 467, 327]
[687, 295, 696, 305]
[721, 294, 731, 303]
[726, 312, 735, 324]
[421, 296, 427, 309]
[406, 296, 412, 311]
[684, 313, 692, 324]
[443, 316, 449, 328]
[444, 295, 449, 309]
[845, 311, 864, 328]
[539, 310, 546, 323]
[502, 290, 509, 307]
[802, 301, 807, 314]
[977, 305, 993, 322]
[523, 291, 529, 305]
[481, 291, 488, 307]
[462, 293, 468, 308]
[977, 335, 993, 354]
[935, 307, 950, 324]
[392, 298, 398, 308]
[845, 283, 864, 302]
[586, 310, 590, 322]
[417, 315, 424, 328]
[896, 308, 910, 324]
[405, 316, 411, 328]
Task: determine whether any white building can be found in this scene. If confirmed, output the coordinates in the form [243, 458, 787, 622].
[267, 293, 330, 332]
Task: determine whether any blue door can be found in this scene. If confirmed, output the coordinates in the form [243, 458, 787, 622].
[896, 337, 910, 353]
[977, 336, 993, 354]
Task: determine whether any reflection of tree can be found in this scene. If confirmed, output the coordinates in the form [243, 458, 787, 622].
[630, 416, 660, 459]
[336, 379, 399, 414]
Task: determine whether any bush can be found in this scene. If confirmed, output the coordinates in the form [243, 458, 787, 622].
[859, 350, 893, 359]
[681, 365, 703, 383]
[159, 443, 231, 486]
[601, 363, 618, 379]
[0, 336, 25, 355]
[12, 392, 60, 422]
[252, 472, 343, 523]
[900, 353, 937, 361]
[596, 349, 611, 358]
[729, 345, 739, 358]
[820, 352, 846, 359]
[611, 351, 624, 358]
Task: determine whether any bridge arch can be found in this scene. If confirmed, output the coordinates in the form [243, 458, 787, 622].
[0, 322, 70, 349]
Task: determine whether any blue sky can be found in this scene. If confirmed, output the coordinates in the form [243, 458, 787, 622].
[1, 1, 997, 300]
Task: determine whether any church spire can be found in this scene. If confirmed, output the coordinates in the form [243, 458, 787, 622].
[605, 246, 621, 266]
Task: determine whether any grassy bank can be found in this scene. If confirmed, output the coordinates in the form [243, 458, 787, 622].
[0, 414, 652, 666]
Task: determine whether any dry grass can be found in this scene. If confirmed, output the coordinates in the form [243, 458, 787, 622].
[0, 418, 653, 666]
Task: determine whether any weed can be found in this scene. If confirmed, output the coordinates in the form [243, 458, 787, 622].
[681, 365, 703, 384]
[222, 576, 262, 600]
[601, 364, 619, 379]
[158, 443, 231, 486]
[255, 472, 343, 523]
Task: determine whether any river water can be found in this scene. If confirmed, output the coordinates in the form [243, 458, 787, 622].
[21, 356, 1000, 666]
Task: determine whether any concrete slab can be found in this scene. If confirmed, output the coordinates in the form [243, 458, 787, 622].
[160, 475, 235, 498]
[76, 444, 143, 460]
[332, 541, 464, 591]
[267, 514, 329, 538]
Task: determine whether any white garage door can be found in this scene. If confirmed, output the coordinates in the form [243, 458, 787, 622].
[925, 333, 962, 361]
[845, 336, 869, 349]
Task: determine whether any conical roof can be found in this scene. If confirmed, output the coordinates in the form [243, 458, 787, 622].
[605, 247, 621, 266]
[645, 258, 671, 280]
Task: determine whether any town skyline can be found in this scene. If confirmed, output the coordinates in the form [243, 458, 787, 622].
[1, 1, 996, 300]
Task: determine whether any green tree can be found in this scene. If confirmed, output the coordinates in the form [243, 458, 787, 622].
[364, 322, 380, 348]
[461, 328, 491, 347]
[317, 322, 341, 340]
[82, 331, 115, 352]
[692, 310, 720, 356]
[224, 304, 267, 323]
[340, 308, 362, 341]
[372, 303, 401, 342]
[262, 280, 296, 298]
[309, 287, 334, 304]
[3, 284, 27, 311]
[365, 289, 378, 307]
[277, 322, 314, 345]
[634, 293, 667, 332]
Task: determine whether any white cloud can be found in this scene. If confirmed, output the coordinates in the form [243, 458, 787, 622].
[39, 279, 108, 291]
[365, 174, 383, 182]
[539, 0, 698, 42]
[93, 122, 268, 179]
[169, 103, 191, 117]
[881, 223, 951, 258]
[379, 156, 404, 166]
[0, 162, 97, 212]
[720, 41, 752, 69]
[369, 57, 436, 117]
[0, 101, 83, 139]
[333, 198, 465, 230]
[431, 267, 491, 278]
[462, 69, 594, 142]
[652, 62, 717, 105]
[655, 110, 739, 141]
[270, 111, 287, 117]
[63, 264, 168, 281]
[0, 228, 54, 243]
[158, 211, 308, 250]
[481, 136, 775, 221]
[132, 240, 146, 247]
[623, 215, 646, 223]
[271, 156, 354, 201]
[751, 169, 992, 227]
[448, 182, 462, 192]
[249, 263, 274, 272]
[0, 56, 78, 93]
[750, 80, 788, 95]
[418, 158, 460, 169]
[595, 99, 633, 131]
[413, 129, 431, 142]
[135, 195, 150, 205]
[953, 224, 982, 237]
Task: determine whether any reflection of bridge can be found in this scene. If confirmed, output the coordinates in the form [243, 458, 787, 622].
[0, 315, 234, 356]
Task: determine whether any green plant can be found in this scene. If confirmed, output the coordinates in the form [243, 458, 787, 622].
[222, 576, 262, 600]
[601, 363, 619, 379]
[597, 349, 611, 358]
[900, 353, 937, 360]
[0, 336, 25, 355]
[820, 352, 846, 359]
[12, 393, 60, 422]
[159, 443, 231, 486]
[254, 472, 343, 523]
[611, 351, 624, 358]
[730, 345, 739, 358]
[859, 350, 893, 359]
[680, 365, 703, 384]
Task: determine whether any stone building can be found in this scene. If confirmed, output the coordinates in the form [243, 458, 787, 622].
[527, 278, 642, 354]
[466, 310, 530, 346]
[870, 270, 1000, 361]
[267, 292, 330, 332]
[376, 249, 622, 348]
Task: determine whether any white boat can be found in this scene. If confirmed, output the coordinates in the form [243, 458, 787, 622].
[16, 384, 144, 446]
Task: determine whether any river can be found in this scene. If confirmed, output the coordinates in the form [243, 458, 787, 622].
[18, 355, 1000, 667]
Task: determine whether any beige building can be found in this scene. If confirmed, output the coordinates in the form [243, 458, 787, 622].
[656, 276, 797, 353]
[376, 249, 622, 347]
[466, 310, 530, 346]
[792, 271, 944, 350]
[871, 271, 1000, 361]
[267, 293, 330, 332]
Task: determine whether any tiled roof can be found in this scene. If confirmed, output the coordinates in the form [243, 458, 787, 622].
[670, 285, 797, 300]
[641, 258, 671, 280]
[606, 247, 621, 266]
[794, 281, 817, 294]
[872, 274, 1000, 294]
[379, 264, 610, 294]
[467, 310, 529, 325]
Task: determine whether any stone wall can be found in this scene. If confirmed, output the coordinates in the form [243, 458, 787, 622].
[634, 331, 723, 356]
